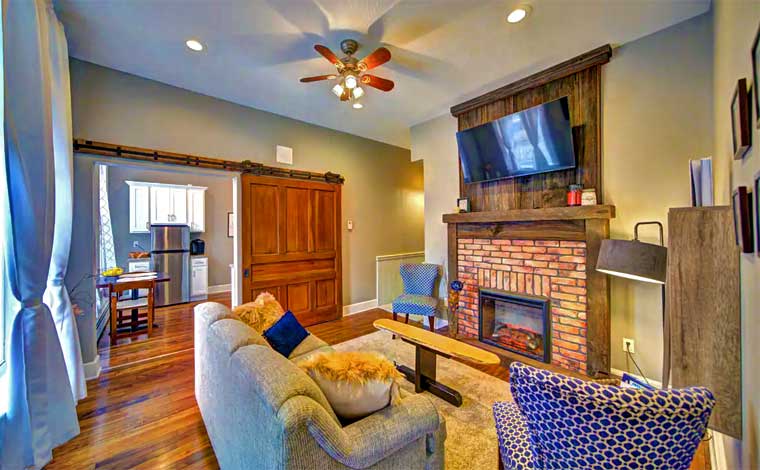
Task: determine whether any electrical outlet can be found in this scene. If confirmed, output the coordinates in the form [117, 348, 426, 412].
[133, 241, 140, 248]
[623, 338, 635, 354]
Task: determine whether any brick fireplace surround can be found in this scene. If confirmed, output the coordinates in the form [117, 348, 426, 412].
[456, 238, 589, 373]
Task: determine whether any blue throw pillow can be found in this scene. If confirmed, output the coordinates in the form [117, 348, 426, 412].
[263, 311, 309, 357]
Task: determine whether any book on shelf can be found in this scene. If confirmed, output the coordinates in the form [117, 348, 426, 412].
[689, 157, 713, 207]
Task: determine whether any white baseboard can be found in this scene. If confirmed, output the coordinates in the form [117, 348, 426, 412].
[343, 299, 378, 316]
[84, 354, 101, 381]
[610, 367, 662, 389]
[208, 284, 232, 294]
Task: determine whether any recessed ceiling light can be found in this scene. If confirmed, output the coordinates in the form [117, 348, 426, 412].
[507, 5, 532, 23]
[185, 39, 204, 51]
[352, 102, 363, 109]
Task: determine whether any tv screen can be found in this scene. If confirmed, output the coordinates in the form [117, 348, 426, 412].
[456, 96, 576, 184]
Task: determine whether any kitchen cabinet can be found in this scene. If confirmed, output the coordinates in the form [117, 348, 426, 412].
[128, 181, 207, 233]
[191, 256, 208, 300]
[150, 186, 188, 224]
[127, 182, 151, 233]
[187, 187, 207, 232]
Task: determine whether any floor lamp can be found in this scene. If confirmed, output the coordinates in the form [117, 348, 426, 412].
[595, 221, 669, 388]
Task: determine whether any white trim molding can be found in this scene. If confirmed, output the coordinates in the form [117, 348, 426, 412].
[375, 251, 424, 262]
[343, 299, 378, 316]
[84, 354, 102, 381]
[208, 284, 232, 294]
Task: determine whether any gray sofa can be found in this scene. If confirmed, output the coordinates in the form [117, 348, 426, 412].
[194, 302, 446, 470]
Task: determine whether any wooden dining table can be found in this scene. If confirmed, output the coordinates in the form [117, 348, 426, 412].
[96, 273, 170, 335]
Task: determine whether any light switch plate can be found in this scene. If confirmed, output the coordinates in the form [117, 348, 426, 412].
[347, 219, 353, 231]
[276, 145, 293, 165]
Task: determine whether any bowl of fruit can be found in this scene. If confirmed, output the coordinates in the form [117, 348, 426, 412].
[101, 267, 124, 277]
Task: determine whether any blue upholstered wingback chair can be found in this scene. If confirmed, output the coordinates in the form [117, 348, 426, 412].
[493, 362, 715, 470]
[392, 263, 440, 331]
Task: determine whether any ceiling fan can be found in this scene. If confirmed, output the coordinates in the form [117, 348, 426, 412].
[299, 39, 394, 109]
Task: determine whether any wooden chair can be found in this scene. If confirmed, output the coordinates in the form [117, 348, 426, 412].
[109, 279, 156, 345]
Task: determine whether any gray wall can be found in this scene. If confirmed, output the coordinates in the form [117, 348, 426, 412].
[68, 59, 424, 363]
[107, 164, 233, 286]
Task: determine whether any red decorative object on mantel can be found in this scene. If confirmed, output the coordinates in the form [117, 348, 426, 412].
[567, 185, 583, 206]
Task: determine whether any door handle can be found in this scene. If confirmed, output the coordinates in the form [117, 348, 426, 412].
[243, 269, 250, 278]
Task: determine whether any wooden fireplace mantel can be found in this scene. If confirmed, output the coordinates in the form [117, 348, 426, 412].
[442, 205, 615, 224]
[444, 205, 614, 377]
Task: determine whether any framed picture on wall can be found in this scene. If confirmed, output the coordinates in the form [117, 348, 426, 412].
[732, 186, 754, 253]
[227, 212, 234, 238]
[756, 174, 760, 256]
[732, 78, 752, 159]
[752, 22, 760, 128]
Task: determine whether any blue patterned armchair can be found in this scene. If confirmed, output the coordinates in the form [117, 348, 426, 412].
[392, 263, 440, 331]
[493, 362, 715, 470]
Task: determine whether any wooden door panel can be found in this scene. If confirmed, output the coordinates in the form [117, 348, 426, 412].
[251, 183, 280, 255]
[242, 175, 341, 326]
[315, 279, 336, 309]
[286, 282, 310, 315]
[313, 189, 336, 252]
[284, 187, 311, 254]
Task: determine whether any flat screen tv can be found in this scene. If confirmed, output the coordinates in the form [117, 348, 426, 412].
[456, 96, 576, 184]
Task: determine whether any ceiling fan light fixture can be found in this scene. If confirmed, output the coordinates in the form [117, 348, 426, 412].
[352, 87, 364, 99]
[507, 5, 532, 23]
[332, 83, 345, 97]
[344, 74, 358, 89]
[185, 39, 204, 51]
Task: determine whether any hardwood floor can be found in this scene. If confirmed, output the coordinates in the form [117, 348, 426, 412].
[48, 294, 708, 469]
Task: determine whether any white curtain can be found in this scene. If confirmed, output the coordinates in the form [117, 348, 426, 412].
[1, 1, 80, 468]
[41, 5, 86, 402]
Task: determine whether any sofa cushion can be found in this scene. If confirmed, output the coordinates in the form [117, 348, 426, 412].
[288, 334, 330, 360]
[299, 351, 403, 420]
[264, 311, 310, 357]
[233, 292, 285, 333]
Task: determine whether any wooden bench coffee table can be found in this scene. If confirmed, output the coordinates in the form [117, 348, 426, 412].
[373, 319, 500, 407]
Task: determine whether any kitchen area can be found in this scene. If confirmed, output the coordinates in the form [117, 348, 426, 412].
[93, 163, 235, 342]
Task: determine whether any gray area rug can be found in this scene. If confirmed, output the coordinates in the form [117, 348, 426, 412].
[333, 330, 512, 470]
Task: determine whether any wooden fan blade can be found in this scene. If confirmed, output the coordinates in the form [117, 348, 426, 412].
[358, 47, 391, 71]
[340, 88, 350, 101]
[314, 45, 343, 68]
[299, 74, 337, 83]
[361, 74, 395, 92]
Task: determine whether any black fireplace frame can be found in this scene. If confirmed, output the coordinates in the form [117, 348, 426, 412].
[478, 288, 552, 363]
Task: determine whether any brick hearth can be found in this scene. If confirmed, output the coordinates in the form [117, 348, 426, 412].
[456, 238, 588, 373]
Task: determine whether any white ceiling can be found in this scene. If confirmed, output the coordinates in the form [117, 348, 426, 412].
[57, 0, 710, 148]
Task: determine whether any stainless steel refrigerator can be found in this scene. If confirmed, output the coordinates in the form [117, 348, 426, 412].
[151, 224, 190, 306]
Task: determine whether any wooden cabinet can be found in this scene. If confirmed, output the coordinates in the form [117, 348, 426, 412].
[127, 182, 151, 233]
[668, 206, 741, 438]
[191, 256, 208, 300]
[241, 175, 342, 326]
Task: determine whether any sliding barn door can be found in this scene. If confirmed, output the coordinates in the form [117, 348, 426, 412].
[241, 175, 342, 325]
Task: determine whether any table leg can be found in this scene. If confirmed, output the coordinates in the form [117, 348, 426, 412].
[396, 345, 463, 407]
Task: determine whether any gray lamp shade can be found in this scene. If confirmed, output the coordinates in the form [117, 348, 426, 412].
[596, 239, 667, 284]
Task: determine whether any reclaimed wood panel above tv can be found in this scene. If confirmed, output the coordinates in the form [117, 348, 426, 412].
[450, 45, 612, 212]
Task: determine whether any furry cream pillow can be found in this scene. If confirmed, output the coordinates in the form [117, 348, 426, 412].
[232, 292, 285, 334]
[298, 351, 403, 420]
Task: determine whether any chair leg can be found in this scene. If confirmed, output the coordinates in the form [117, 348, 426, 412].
[428, 316, 435, 332]
[404, 314, 409, 324]
[147, 288, 154, 337]
[109, 295, 118, 346]
[498, 448, 505, 470]
[393, 312, 397, 322]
